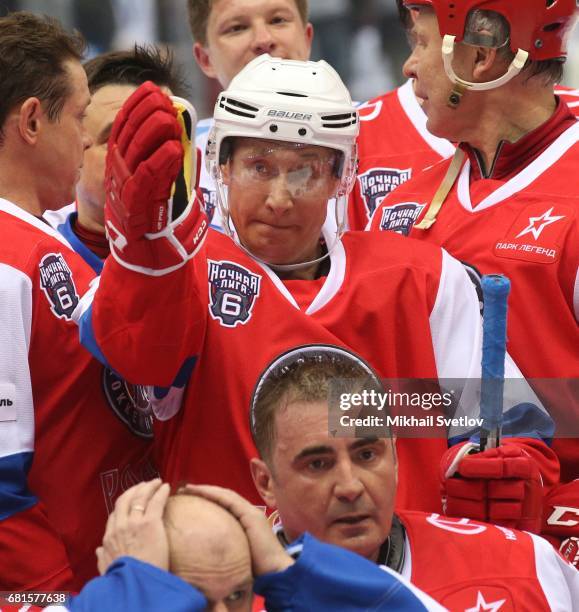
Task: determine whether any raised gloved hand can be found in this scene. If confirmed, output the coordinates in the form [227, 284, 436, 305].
[105, 81, 207, 275]
[542, 480, 579, 568]
[440, 440, 543, 532]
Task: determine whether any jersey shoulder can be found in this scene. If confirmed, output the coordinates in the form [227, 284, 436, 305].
[43, 202, 76, 230]
[0, 202, 95, 289]
[367, 156, 453, 232]
[344, 230, 443, 277]
[555, 85, 579, 116]
[397, 510, 560, 610]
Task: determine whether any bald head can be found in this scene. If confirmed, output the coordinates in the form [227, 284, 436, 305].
[164, 494, 254, 609]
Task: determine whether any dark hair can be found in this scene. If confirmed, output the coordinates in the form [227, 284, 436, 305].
[83, 44, 189, 98]
[187, 0, 309, 45]
[0, 11, 85, 143]
[250, 345, 388, 463]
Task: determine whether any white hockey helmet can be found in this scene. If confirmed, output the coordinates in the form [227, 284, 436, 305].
[207, 54, 358, 190]
[206, 54, 359, 266]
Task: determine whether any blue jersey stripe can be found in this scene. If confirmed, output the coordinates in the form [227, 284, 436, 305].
[0, 451, 37, 520]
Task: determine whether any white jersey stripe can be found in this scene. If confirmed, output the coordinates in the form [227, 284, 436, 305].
[530, 532, 579, 611]
[457, 121, 579, 213]
[0, 264, 34, 459]
[397, 80, 456, 160]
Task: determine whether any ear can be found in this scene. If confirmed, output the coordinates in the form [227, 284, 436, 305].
[220, 160, 232, 186]
[304, 22, 314, 56]
[193, 42, 218, 80]
[250, 458, 277, 509]
[17, 97, 43, 145]
[330, 175, 342, 199]
[472, 45, 499, 81]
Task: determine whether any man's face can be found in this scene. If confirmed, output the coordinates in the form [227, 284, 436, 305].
[252, 401, 397, 561]
[181, 567, 253, 611]
[76, 84, 137, 228]
[223, 138, 339, 266]
[39, 59, 92, 210]
[402, 9, 472, 140]
[194, 0, 313, 87]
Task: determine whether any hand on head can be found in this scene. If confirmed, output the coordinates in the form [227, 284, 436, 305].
[96, 478, 171, 574]
[96, 478, 292, 604]
[185, 484, 294, 577]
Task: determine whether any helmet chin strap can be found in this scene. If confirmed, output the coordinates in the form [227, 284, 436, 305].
[442, 34, 529, 108]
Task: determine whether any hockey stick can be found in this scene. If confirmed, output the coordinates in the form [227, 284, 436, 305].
[479, 274, 511, 452]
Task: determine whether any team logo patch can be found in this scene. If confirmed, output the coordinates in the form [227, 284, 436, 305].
[358, 167, 412, 218]
[39, 253, 79, 320]
[200, 187, 216, 223]
[208, 260, 261, 328]
[102, 369, 153, 438]
[444, 588, 511, 612]
[379, 202, 425, 236]
[560, 537, 579, 569]
[494, 203, 573, 264]
[426, 514, 487, 535]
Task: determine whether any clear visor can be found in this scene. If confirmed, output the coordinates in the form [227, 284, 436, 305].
[220, 138, 342, 201]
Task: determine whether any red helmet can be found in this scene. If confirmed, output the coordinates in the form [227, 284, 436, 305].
[405, 0, 578, 61]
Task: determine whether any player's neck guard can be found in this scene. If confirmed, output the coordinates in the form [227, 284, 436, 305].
[442, 34, 529, 108]
[376, 514, 406, 572]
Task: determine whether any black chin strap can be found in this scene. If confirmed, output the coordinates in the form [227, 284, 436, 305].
[376, 514, 406, 572]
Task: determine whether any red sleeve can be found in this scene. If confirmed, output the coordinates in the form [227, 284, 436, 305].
[0, 505, 74, 590]
[91, 255, 205, 386]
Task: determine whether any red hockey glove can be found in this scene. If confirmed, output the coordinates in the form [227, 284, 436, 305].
[441, 441, 543, 532]
[105, 81, 207, 275]
[542, 480, 579, 568]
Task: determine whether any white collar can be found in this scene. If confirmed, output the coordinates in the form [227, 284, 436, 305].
[457, 120, 579, 213]
[255, 226, 347, 315]
[397, 80, 456, 159]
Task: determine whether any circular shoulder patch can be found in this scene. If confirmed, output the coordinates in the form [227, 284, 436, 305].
[102, 368, 154, 438]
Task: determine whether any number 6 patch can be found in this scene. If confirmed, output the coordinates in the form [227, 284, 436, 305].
[207, 259, 261, 328]
[39, 253, 80, 320]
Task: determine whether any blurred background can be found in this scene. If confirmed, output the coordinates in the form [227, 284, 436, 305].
[2, 0, 578, 118]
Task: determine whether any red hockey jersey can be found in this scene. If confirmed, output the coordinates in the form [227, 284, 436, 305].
[0, 199, 156, 590]
[84, 228, 556, 516]
[555, 85, 579, 116]
[351, 83, 578, 232]
[398, 510, 579, 610]
[369, 118, 579, 482]
[349, 80, 456, 231]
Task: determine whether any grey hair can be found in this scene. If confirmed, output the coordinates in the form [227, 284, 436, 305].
[463, 8, 564, 84]
[464, 9, 511, 52]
